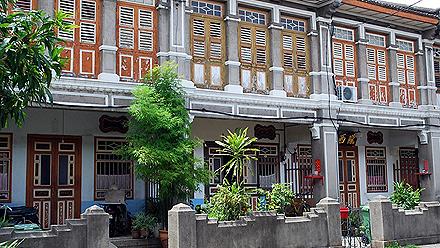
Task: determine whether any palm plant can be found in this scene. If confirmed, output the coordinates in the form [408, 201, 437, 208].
[215, 128, 258, 184]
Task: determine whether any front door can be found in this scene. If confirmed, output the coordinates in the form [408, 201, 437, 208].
[338, 146, 360, 208]
[26, 135, 81, 229]
[395, 148, 419, 188]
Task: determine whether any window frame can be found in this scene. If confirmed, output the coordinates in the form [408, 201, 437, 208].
[281, 15, 310, 97]
[365, 32, 389, 105]
[116, 0, 158, 82]
[332, 26, 357, 88]
[190, 0, 226, 89]
[57, 0, 102, 78]
[365, 147, 388, 193]
[238, 7, 270, 94]
[0, 133, 12, 203]
[396, 38, 417, 108]
[433, 46, 440, 91]
[94, 137, 134, 201]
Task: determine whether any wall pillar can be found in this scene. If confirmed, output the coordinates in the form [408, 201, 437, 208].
[356, 25, 372, 104]
[311, 19, 336, 100]
[168, 204, 197, 248]
[311, 123, 339, 202]
[316, 197, 342, 247]
[422, 40, 437, 107]
[309, 30, 321, 96]
[418, 121, 440, 201]
[224, 0, 242, 94]
[157, 0, 170, 65]
[98, 0, 119, 82]
[416, 47, 429, 107]
[369, 196, 394, 248]
[269, 23, 286, 97]
[387, 41, 402, 108]
[81, 205, 110, 248]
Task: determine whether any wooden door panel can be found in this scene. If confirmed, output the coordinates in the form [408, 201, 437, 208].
[338, 146, 360, 208]
[27, 135, 81, 228]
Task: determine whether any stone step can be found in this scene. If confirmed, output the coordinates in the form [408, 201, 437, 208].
[111, 236, 161, 248]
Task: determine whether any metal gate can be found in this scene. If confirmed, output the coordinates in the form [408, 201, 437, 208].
[394, 148, 419, 188]
[284, 145, 313, 198]
[341, 207, 370, 248]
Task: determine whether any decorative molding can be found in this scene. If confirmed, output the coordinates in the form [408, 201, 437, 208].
[357, 78, 370, 83]
[157, 51, 192, 59]
[99, 45, 118, 52]
[269, 67, 284, 72]
[389, 82, 400, 86]
[225, 60, 241, 66]
[224, 16, 240, 22]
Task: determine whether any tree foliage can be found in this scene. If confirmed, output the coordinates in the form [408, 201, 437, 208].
[215, 128, 258, 184]
[124, 62, 211, 205]
[0, 0, 73, 128]
[208, 181, 250, 221]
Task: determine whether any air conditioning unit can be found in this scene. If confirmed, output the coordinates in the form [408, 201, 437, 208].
[337, 85, 357, 103]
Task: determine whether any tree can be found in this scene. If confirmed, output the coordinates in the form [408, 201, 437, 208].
[215, 128, 258, 184]
[0, 0, 73, 128]
[124, 62, 211, 217]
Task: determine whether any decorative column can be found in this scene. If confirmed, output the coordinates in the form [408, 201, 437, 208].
[422, 39, 437, 107]
[418, 118, 440, 201]
[356, 24, 372, 104]
[38, 0, 54, 17]
[309, 29, 321, 96]
[268, 7, 286, 97]
[387, 32, 402, 108]
[223, 0, 242, 93]
[311, 18, 336, 100]
[98, 0, 119, 82]
[157, 0, 170, 65]
[311, 122, 339, 202]
[416, 39, 429, 107]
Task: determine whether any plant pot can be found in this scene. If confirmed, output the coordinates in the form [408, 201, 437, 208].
[140, 228, 149, 239]
[159, 230, 168, 248]
[132, 230, 141, 239]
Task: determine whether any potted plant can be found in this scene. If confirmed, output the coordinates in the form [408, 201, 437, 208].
[123, 62, 211, 248]
[132, 213, 157, 239]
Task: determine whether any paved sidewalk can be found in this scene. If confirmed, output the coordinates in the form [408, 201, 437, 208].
[419, 244, 440, 247]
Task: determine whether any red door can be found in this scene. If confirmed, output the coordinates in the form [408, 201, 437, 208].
[26, 135, 82, 229]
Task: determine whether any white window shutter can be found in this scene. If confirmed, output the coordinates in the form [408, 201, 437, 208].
[406, 55, 415, 70]
[139, 9, 153, 28]
[295, 36, 306, 53]
[60, 0, 75, 16]
[193, 41, 205, 57]
[366, 48, 375, 63]
[59, 19, 75, 41]
[397, 53, 405, 68]
[397, 69, 405, 83]
[240, 27, 251, 44]
[240, 47, 252, 63]
[283, 53, 293, 68]
[119, 28, 134, 48]
[344, 44, 354, 61]
[210, 43, 222, 59]
[80, 22, 96, 43]
[15, 0, 32, 11]
[209, 22, 221, 39]
[283, 35, 292, 50]
[333, 42, 343, 59]
[377, 50, 386, 65]
[81, 0, 96, 21]
[367, 64, 376, 80]
[378, 66, 387, 81]
[407, 70, 415, 84]
[255, 30, 266, 46]
[193, 19, 205, 36]
[345, 61, 355, 77]
[334, 59, 344, 76]
[120, 7, 134, 26]
[138, 31, 153, 51]
[256, 49, 266, 64]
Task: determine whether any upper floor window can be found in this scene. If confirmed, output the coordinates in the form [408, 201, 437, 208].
[95, 138, 133, 200]
[396, 38, 417, 108]
[332, 27, 356, 87]
[190, 0, 225, 89]
[366, 32, 388, 104]
[433, 47, 440, 90]
[192, 0, 222, 17]
[281, 16, 310, 97]
[117, 1, 157, 82]
[239, 8, 266, 25]
[238, 8, 269, 93]
[58, 0, 101, 78]
[0, 134, 12, 202]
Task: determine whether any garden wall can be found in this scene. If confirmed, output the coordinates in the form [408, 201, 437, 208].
[0, 205, 110, 248]
[168, 197, 342, 248]
[370, 196, 440, 248]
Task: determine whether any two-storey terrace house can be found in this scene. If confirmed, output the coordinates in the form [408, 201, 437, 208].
[1, 0, 440, 228]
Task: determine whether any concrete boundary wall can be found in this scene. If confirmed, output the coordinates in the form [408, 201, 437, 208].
[168, 197, 342, 248]
[370, 196, 440, 248]
[0, 205, 110, 248]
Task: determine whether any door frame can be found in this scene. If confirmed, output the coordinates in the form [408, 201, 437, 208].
[26, 134, 82, 225]
[338, 145, 360, 207]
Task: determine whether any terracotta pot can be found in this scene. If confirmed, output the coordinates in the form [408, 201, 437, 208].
[132, 230, 141, 239]
[140, 229, 149, 239]
[159, 230, 168, 248]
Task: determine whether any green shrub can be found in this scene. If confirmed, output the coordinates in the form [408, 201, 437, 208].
[208, 181, 250, 221]
[390, 182, 423, 210]
[267, 183, 294, 214]
[132, 212, 157, 231]
[385, 241, 418, 248]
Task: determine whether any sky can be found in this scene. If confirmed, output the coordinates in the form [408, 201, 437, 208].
[381, 0, 440, 9]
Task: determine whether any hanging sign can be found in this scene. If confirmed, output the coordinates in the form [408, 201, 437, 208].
[338, 131, 357, 146]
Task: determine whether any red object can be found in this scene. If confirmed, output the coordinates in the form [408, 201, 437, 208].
[304, 175, 324, 185]
[315, 159, 321, 175]
[424, 160, 429, 172]
[340, 207, 349, 219]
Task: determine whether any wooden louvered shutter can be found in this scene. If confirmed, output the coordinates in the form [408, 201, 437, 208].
[397, 50, 417, 107]
[366, 48, 376, 80]
[333, 42, 344, 76]
[344, 44, 355, 78]
[58, 0, 100, 78]
[255, 28, 267, 91]
[366, 44, 388, 104]
[117, 1, 157, 81]
[191, 18, 206, 84]
[208, 20, 223, 86]
[397, 53, 406, 84]
[15, 0, 34, 11]
[435, 60, 440, 88]
[240, 26, 252, 89]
